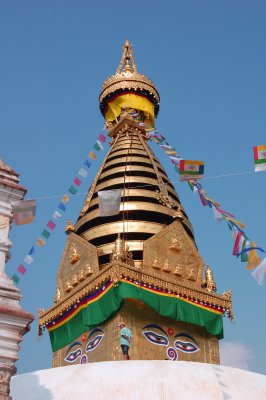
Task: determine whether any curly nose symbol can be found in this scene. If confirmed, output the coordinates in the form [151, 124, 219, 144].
[167, 347, 178, 361]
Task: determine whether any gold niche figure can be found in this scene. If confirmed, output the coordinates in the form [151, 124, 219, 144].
[187, 265, 195, 280]
[70, 246, 80, 264]
[152, 256, 160, 269]
[65, 278, 72, 293]
[174, 264, 182, 276]
[85, 264, 93, 277]
[169, 234, 182, 252]
[163, 259, 171, 273]
[54, 287, 61, 304]
[71, 274, 79, 286]
[125, 245, 134, 267]
[78, 268, 85, 282]
[205, 264, 217, 293]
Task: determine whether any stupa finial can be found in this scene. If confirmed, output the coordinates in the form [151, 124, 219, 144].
[116, 39, 137, 75]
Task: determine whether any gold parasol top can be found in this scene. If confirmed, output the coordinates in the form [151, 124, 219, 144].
[99, 39, 160, 117]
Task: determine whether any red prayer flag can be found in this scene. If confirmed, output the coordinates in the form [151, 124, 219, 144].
[47, 220, 56, 230]
[198, 190, 208, 206]
[233, 231, 242, 256]
[74, 177, 81, 187]
[98, 133, 106, 143]
[18, 264, 26, 275]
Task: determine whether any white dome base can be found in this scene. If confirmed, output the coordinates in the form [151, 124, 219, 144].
[11, 360, 266, 400]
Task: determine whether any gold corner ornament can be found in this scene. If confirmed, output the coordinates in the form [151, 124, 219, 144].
[65, 218, 75, 233]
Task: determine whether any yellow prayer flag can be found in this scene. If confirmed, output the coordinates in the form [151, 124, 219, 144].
[36, 237, 46, 247]
[88, 151, 96, 160]
[61, 195, 70, 204]
[247, 242, 261, 270]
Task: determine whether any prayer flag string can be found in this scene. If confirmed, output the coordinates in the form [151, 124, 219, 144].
[140, 123, 265, 284]
[11, 128, 107, 284]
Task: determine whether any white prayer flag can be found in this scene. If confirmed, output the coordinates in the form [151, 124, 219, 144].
[24, 255, 33, 265]
[78, 167, 88, 178]
[212, 206, 223, 223]
[98, 189, 121, 217]
[251, 256, 266, 285]
[53, 210, 62, 220]
[12, 200, 36, 225]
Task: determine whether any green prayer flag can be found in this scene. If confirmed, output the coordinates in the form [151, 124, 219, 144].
[41, 229, 51, 239]
[93, 142, 100, 151]
[68, 185, 78, 195]
[12, 274, 20, 284]
[241, 238, 249, 262]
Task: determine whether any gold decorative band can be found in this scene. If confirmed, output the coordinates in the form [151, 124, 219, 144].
[80, 221, 164, 242]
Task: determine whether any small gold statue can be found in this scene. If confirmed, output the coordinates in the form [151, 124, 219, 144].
[152, 256, 160, 269]
[125, 245, 134, 266]
[174, 264, 182, 276]
[170, 234, 182, 252]
[65, 278, 72, 292]
[71, 274, 79, 286]
[188, 265, 195, 280]
[163, 259, 171, 273]
[54, 287, 61, 303]
[78, 268, 85, 282]
[70, 246, 80, 264]
[85, 264, 93, 277]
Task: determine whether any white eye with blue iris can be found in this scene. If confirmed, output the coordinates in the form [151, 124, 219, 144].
[174, 340, 199, 353]
[64, 347, 82, 363]
[142, 330, 169, 346]
[86, 334, 104, 352]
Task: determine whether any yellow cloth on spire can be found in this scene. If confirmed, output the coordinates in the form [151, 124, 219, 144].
[105, 93, 154, 122]
[247, 242, 261, 270]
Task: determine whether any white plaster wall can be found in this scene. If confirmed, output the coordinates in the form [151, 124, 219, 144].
[10, 360, 266, 400]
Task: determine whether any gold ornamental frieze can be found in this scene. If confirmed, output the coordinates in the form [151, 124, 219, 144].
[39, 260, 233, 328]
[143, 220, 204, 286]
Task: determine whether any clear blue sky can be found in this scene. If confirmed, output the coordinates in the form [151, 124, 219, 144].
[1, 1, 266, 375]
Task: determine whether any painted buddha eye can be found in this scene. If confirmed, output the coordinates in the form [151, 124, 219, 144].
[174, 340, 199, 353]
[64, 348, 82, 362]
[86, 334, 104, 352]
[143, 330, 169, 346]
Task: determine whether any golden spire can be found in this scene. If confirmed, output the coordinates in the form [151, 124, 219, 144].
[99, 40, 160, 119]
[116, 39, 137, 74]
